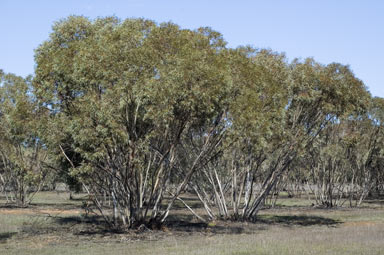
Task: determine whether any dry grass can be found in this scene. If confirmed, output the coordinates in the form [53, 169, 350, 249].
[0, 192, 384, 255]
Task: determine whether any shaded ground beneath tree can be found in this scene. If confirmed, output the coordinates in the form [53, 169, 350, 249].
[1, 192, 384, 255]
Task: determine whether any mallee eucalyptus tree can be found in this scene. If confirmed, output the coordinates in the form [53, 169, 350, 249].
[0, 72, 50, 206]
[33, 16, 232, 228]
[190, 57, 370, 221]
[31, 15, 375, 228]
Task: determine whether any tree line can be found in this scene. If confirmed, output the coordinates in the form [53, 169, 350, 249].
[1, 16, 383, 229]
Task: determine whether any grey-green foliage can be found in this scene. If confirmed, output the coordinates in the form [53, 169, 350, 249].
[31, 15, 377, 227]
[0, 72, 50, 206]
[298, 96, 384, 208]
[192, 55, 371, 220]
[33, 16, 232, 227]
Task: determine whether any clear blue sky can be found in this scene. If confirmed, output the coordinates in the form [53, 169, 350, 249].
[1, 0, 383, 97]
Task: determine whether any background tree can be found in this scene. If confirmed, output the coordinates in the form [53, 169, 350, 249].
[367, 97, 384, 197]
[0, 72, 51, 206]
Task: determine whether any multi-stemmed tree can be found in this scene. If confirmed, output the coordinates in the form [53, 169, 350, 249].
[191, 57, 370, 220]
[0, 72, 50, 206]
[33, 16, 233, 228]
[26, 15, 378, 228]
[302, 95, 384, 207]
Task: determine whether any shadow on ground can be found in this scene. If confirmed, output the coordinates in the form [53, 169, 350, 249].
[28, 202, 82, 210]
[13, 208, 342, 238]
[52, 215, 120, 235]
[166, 220, 261, 235]
[0, 204, 24, 209]
[54, 214, 259, 236]
[166, 214, 341, 235]
[0, 202, 82, 211]
[54, 215, 104, 225]
[256, 215, 341, 227]
[0, 232, 17, 243]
